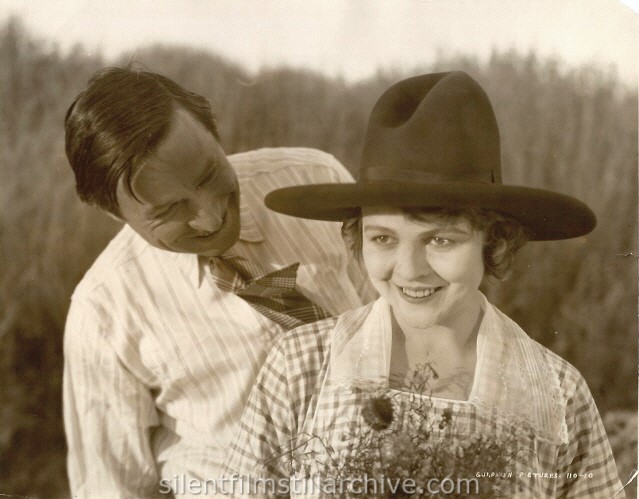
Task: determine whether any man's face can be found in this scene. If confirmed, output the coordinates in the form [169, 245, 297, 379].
[116, 107, 241, 257]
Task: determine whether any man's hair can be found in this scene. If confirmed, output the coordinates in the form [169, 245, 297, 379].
[341, 207, 530, 280]
[64, 67, 219, 216]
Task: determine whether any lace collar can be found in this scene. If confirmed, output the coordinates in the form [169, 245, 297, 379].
[329, 296, 568, 445]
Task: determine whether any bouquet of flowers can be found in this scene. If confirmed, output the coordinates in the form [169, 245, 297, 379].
[282, 365, 523, 498]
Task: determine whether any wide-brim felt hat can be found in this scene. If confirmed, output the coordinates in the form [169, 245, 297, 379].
[265, 71, 596, 241]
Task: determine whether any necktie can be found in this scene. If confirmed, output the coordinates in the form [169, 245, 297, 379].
[209, 255, 331, 330]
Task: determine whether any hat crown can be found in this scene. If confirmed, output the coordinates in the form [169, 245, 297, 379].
[359, 71, 501, 184]
[264, 71, 596, 241]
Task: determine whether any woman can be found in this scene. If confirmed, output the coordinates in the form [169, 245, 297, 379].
[224, 72, 622, 497]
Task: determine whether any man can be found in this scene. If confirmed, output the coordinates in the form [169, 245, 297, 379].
[63, 67, 374, 498]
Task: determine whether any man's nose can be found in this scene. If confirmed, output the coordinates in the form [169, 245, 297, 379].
[188, 194, 227, 233]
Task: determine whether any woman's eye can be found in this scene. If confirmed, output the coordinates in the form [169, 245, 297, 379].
[430, 237, 452, 247]
[371, 235, 393, 245]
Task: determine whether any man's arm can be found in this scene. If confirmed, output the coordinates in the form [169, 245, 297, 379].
[63, 298, 163, 499]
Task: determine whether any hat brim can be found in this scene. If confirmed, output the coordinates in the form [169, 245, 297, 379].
[264, 181, 596, 241]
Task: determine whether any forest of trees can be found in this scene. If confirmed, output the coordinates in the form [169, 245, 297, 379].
[0, 17, 636, 498]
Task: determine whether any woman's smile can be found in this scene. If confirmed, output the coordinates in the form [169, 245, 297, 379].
[396, 284, 443, 301]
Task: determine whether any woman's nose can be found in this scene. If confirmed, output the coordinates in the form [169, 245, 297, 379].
[394, 243, 432, 281]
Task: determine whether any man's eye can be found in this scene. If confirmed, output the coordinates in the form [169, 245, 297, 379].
[156, 203, 179, 219]
[196, 170, 217, 189]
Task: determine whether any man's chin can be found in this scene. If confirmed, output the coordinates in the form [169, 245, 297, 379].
[193, 240, 237, 258]
[135, 235, 223, 257]
[177, 226, 240, 257]
[162, 237, 236, 257]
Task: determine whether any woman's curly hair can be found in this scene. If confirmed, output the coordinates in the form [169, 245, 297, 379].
[341, 207, 530, 281]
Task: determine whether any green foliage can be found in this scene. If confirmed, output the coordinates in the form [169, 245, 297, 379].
[0, 17, 635, 498]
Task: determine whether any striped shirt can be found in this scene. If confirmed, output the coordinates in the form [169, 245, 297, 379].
[63, 147, 375, 499]
[225, 297, 623, 498]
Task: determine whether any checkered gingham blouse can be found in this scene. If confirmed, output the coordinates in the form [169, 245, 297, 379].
[225, 297, 623, 498]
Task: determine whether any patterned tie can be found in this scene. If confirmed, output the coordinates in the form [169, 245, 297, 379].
[209, 254, 331, 330]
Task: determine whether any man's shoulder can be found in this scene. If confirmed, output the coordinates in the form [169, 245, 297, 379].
[229, 147, 354, 185]
[71, 224, 184, 300]
[70, 225, 137, 297]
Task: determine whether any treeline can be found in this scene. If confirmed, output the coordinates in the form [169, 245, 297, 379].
[0, 17, 636, 498]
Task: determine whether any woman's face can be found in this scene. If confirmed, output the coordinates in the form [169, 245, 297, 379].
[361, 207, 485, 332]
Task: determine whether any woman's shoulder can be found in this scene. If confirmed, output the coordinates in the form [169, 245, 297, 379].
[526, 335, 594, 402]
[274, 315, 339, 358]
[271, 302, 377, 366]
[487, 300, 592, 402]
[483, 301, 598, 442]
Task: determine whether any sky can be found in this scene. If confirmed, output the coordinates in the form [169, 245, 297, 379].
[0, 0, 637, 84]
